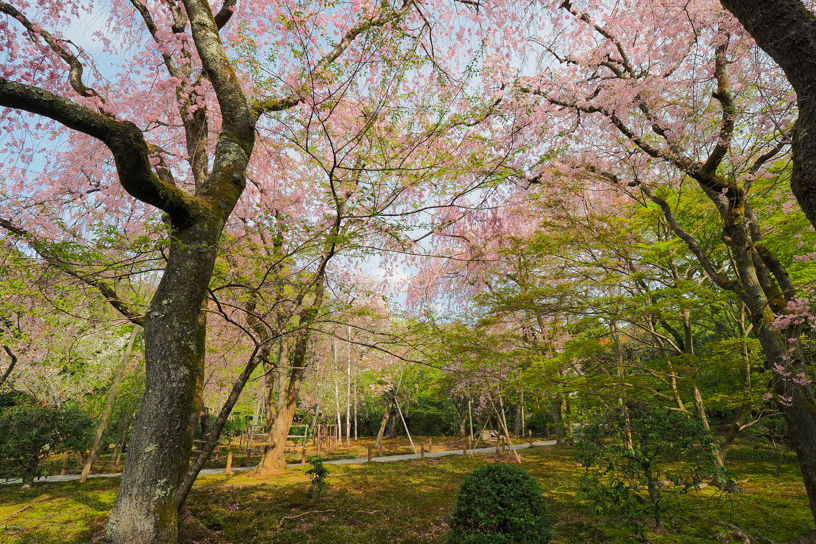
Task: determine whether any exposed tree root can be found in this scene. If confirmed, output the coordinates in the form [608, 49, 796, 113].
[2, 495, 56, 526]
[716, 521, 816, 544]
[276, 509, 383, 531]
[178, 507, 216, 543]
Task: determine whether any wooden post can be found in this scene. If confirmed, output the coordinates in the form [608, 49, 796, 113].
[368, 445, 372, 462]
[246, 448, 251, 468]
[429, 437, 432, 453]
[301, 447, 307, 466]
[317, 432, 321, 456]
[421, 444, 425, 459]
[378, 443, 383, 458]
[496, 438, 500, 453]
[529, 430, 533, 447]
[468, 434, 472, 450]
[226, 451, 233, 475]
[462, 443, 467, 455]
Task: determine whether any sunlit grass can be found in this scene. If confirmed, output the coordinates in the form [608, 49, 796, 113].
[0, 440, 812, 543]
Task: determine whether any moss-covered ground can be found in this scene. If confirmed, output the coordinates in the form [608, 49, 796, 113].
[0, 439, 812, 543]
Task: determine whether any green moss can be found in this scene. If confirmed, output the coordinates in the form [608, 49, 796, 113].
[0, 440, 812, 544]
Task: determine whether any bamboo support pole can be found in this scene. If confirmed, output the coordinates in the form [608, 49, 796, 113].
[80, 326, 139, 483]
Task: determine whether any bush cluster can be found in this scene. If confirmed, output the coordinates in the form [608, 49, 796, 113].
[0, 390, 93, 485]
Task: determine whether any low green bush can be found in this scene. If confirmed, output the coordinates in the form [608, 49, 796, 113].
[445, 463, 552, 544]
[0, 390, 93, 486]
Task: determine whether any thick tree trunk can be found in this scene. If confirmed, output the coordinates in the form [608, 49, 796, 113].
[374, 396, 394, 449]
[262, 343, 284, 433]
[725, 203, 816, 520]
[107, 219, 220, 544]
[551, 397, 564, 444]
[255, 331, 310, 475]
[386, 404, 398, 439]
[720, 0, 816, 229]
[21, 453, 39, 488]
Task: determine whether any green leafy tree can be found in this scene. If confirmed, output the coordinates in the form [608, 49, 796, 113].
[577, 401, 730, 539]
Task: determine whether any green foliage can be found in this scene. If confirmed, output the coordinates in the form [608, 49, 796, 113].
[101, 371, 144, 448]
[445, 463, 552, 544]
[306, 456, 330, 500]
[406, 396, 458, 436]
[526, 410, 551, 435]
[577, 401, 730, 539]
[0, 391, 93, 484]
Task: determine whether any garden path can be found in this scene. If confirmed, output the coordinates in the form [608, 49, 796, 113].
[0, 440, 558, 486]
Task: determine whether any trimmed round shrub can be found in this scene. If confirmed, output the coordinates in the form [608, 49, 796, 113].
[445, 463, 553, 544]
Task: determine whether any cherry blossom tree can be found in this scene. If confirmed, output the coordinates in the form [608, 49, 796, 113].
[0, 0, 447, 541]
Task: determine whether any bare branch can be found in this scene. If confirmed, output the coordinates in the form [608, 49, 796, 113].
[253, 1, 415, 117]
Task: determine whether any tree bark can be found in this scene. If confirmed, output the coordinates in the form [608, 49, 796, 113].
[655, 181, 816, 521]
[107, 220, 221, 543]
[386, 403, 399, 439]
[720, 0, 816, 229]
[374, 394, 394, 450]
[254, 330, 311, 474]
[551, 397, 564, 444]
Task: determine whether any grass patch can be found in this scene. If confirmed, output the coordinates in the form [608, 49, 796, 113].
[0, 440, 812, 543]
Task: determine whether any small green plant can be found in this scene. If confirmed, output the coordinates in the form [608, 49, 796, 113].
[745, 413, 792, 476]
[445, 463, 552, 544]
[306, 456, 329, 500]
[577, 400, 731, 540]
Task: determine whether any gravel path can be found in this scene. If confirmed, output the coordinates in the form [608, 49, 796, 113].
[1, 440, 557, 486]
